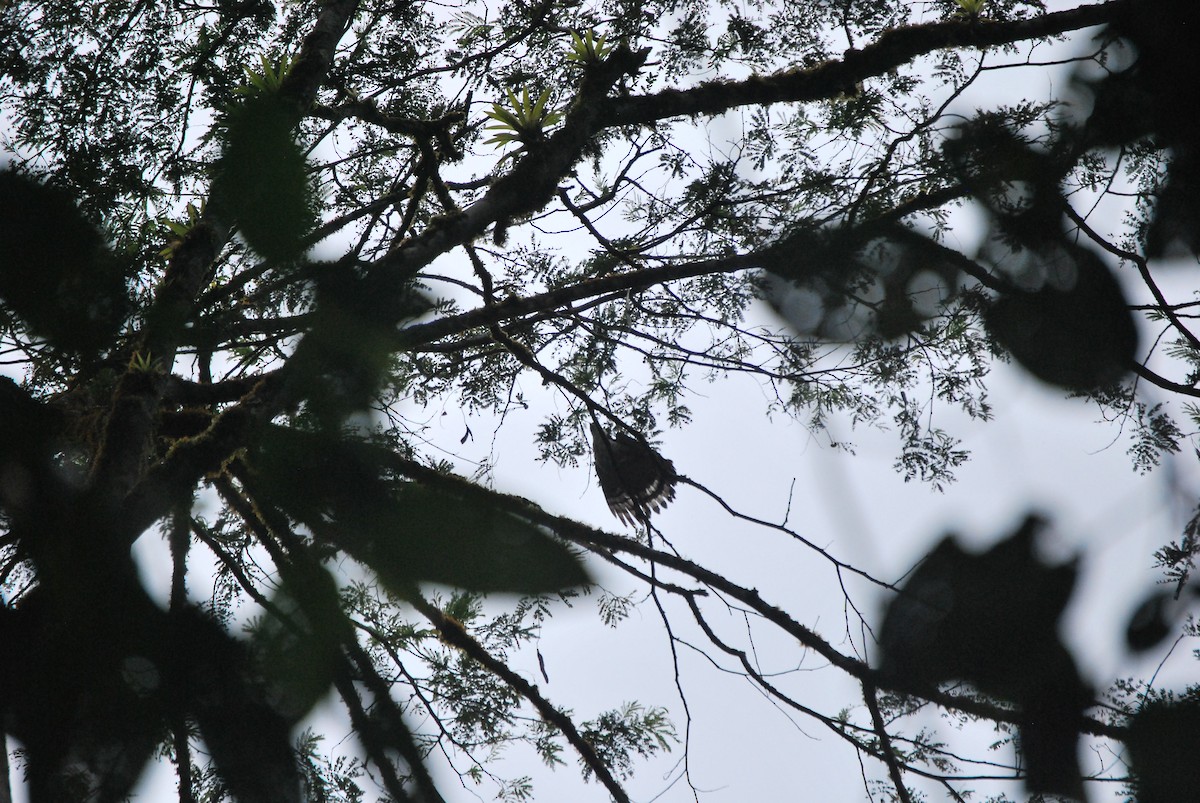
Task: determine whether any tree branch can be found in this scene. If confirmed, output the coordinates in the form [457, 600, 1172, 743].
[600, 1, 1130, 126]
[864, 681, 914, 803]
[87, 0, 363, 506]
[408, 595, 632, 803]
[379, 455, 1128, 744]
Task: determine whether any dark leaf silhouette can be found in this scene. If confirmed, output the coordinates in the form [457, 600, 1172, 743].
[249, 427, 591, 594]
[211, 96, 314, 263]
[944, 115, 1070, 230]
[1125, 583, 1200, 652]
[879, 515, 1090, 799]
[169, 607, 303, 803]
[1071, 0, 1200, 256]
[762, 226, 958, 341]
[0, 170, 130, 354]
[251, 560, 348, 722]
[943, 117, 1138, 391]
[1125, 590, 1175, 652]
[1144, 155, 1200, 258]
[0, 589, 161, 802]
[1125, 697, 1200, 803]
[283, 263, 431, 425]
[0, 375, 59, 471]
[984, 245, 1137, 391]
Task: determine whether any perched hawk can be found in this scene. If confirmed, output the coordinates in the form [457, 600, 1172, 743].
[590, 421, 678, 527]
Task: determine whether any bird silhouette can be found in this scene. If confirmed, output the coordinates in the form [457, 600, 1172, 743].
[590, 420, 677, 527]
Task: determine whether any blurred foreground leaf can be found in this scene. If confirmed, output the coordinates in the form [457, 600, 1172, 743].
[984, 246, 1137, 391]
[249, 427, 591, 594]
[0, 170, 130, 355]
[1126, 697, 1200, 803]
[170, 607, 303, 803]
[878, 515, 1089, 800]
[211, 95, 314, 262]
[252, 560, 348, 722]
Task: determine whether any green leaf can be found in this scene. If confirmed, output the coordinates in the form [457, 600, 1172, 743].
[286, 270, 430, 424]
[251, 560, 346, 721]
[567, 29, 613, 64]
[481, 85, 559, 148]
[359, 483, 590, 594]
[211, 95, 314, 263]
[249, 427, 591, 595]
[290, 302, 396, 423]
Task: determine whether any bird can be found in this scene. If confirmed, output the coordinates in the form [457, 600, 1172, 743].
[590, 420, 678, 527]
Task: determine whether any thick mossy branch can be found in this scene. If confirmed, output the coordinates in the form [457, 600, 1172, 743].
[602, 0, 1130, 126]
[87, 0, 362, 508]
[371, 45, 650, 286]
